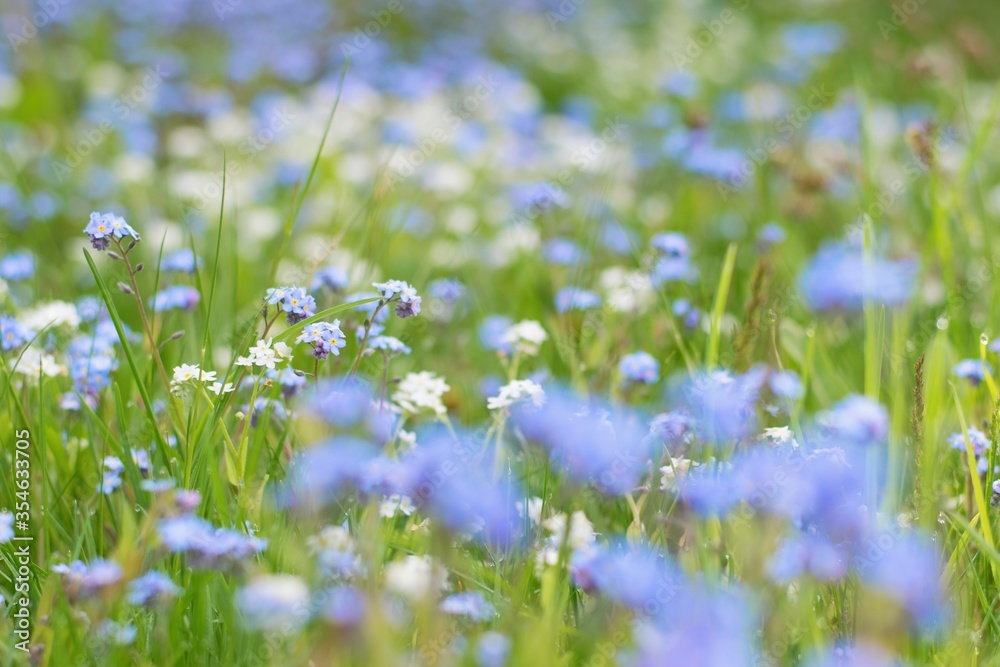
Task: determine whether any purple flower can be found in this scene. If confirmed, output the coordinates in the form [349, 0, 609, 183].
[296, 320, 347, 359]
[821, 395, 888, 447]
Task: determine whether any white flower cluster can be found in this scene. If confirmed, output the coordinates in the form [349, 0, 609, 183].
[502, 320, 547, 356]
[487, 379, 546, 411]
[15, 347, 66, 380]
[392, 371, 450, 417]
[659, 457, 694, 492]
[536, 510, 596, 570]
[383, 555, 449, 601]
[379, 495, 416, 519]
[171, 363, 233, 396]
[235, 338, 293, 371]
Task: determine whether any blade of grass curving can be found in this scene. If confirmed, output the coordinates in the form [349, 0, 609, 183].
[83, 248, 171, 463]
[706, 243, 738, 369]
[272, 297, 379, 343]
[268, 58, 350, 287]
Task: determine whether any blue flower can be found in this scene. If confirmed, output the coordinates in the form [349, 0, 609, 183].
[769, 370, 803, 400]
[157, 516, 266, 570]
[323, 586, 367, 628]
[619, 351, 660, 385]
[311, 266, 350, 292]
[369, 335, 411, 356]
[266, 285, 317, 324]
[767, 532, 848, 583]
[440, 591, 495, 621]
[476, 632, 511, 667]
[236, 575, 310, 631]
[428, 278, 465, 304]
[373, 279, 421, 319]
[478, 315, 513, 352]
[161, 249, 201, 273]
[757, 222, 786, 249]
[0, 251, 34, 281]
[150, 285, 200, 312]
[0, 315, 33, 351]
[953, 359, 990, 386]
[798, 241, 915, 311]
[84, 212, 138, 250]
[554, 287, 601, 313]
[821, 394, 888, 447]
[543, 238, 585, 266]
[296, 320, 347, 359]
[650, 232, 690, 258]
[946, 426, 989, 454]
[128, 571, 180, 605]
[856, 531, 947, 630]
[0, 512, 13, 543]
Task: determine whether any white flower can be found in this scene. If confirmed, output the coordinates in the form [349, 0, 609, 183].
[542, 511, 596, 551]
[762, 426, 797, 447]
[659, 458, 694, 491]
[516, 497, 543, 525]
[397, 430, 417, 451]
[393, 371, 450, 417]
[502, 320, 548, 356]
[384, 555, 448, 601]
[21, 301, 81, 331]
[208, 381, 235, 395]
[379, 495, 416, 518]
[600, 267, 654, 313]
[15, 348, 66, 379]
[239, 338, 291, 371]
[307, 525, 355, 554]
[487, 379, 546, 411]
[235, 575, 310, 631]
[172, 364, 201, 383]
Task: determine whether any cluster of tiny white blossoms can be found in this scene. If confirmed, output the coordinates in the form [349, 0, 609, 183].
[171, 363, 232, 396]
[487, 379, 546, 411]
[379, 494, 416, 519]
[659, 457, 694, 492]
[235, 338, 293, 371]
[502, 320, 547, 356]
[15, 348, 66, 380]
[383, 555, 449, 601]
[392, 371, 450, 417]
[536, 510, 596, 570]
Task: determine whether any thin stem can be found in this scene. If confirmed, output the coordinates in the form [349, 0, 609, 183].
[349, 300, 387, 377]
[115, 238, 172, 396]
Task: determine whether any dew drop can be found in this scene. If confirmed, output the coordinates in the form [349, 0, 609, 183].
[936, 317, 949, 330]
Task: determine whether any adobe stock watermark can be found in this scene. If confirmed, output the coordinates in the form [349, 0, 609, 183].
[671, 0, 752, 70]
[6, 0, 72, 52]
[716, 85, 833, 200]
[340, 0, 409, 56]
[180, 106, 295, 223]
[383, 76, 499, 190]
[51, 64, 169, 182]
[878, 0, 929, 39]
[506, 117, 628, 227]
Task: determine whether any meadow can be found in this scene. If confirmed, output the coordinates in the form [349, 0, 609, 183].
[2, 0, 1000, 665]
